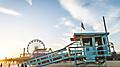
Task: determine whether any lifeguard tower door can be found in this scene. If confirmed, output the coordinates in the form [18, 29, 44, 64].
[82, 37, 96, 62]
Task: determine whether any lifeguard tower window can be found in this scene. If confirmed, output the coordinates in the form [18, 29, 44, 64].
[82, 38, 92, 46]
[95, 37, 102, 45]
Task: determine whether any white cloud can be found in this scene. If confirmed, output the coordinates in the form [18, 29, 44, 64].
[55, 17, 87, 39]
[26, 0, 33, 6]
[59, 0, 120, 35]
[106, 8, 120, 34]
[59, 0, 104, 32]
[64, 20, 75, 28]
[0, 7, 22, 16]
[55, 25, 60, 28]
[55, 17, 75, 29]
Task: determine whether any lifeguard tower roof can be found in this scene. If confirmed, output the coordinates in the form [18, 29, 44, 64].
[74, 32, 109, 36]
[71, 32, 109, 41]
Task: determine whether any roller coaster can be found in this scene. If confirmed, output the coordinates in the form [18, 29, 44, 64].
[21, 32, 112, 67]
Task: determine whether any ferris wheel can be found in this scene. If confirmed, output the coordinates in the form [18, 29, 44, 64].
[27, 39, 46, 54]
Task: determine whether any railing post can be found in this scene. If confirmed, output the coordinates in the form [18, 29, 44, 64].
[74, 47, 77, 67]
[48, 54, 52, 63]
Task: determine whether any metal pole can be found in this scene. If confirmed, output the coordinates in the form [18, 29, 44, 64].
[103, 16, 109, 41]
[103, 16, 110, 66]
[103, 16, 110, 52]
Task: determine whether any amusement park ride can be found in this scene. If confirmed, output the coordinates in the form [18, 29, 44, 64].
[27, 39, 52, 58]
[0, 39, 53, 65]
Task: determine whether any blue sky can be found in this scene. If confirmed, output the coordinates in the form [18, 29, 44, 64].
[0, 0, 120, 59]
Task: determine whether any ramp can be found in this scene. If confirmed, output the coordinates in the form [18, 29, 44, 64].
[22, 42, 84, 67]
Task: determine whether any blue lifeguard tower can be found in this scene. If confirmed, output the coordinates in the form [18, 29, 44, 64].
[71, 32, 111, 64]
[21, 32, 111, 67]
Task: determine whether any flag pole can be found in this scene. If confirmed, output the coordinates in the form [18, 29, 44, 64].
[81, 23, 82, 33]
[80, 22, 83, 45]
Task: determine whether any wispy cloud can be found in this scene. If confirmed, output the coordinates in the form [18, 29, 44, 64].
[59, 0, 104, 32]
[55, 17, 76, 30]
[26, 0, 33, 6]
[0, 7, 22, 16]
[105, 8, 120, 35]
[59, 0, 120, 35]
[55, 17, 85, 38]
